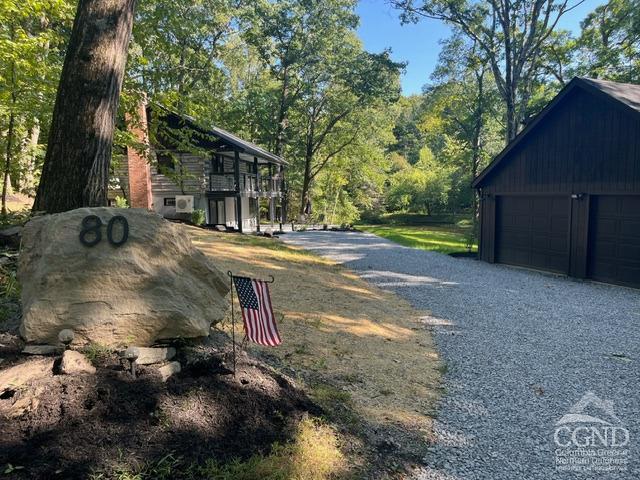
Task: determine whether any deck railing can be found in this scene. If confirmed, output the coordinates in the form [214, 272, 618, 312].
[209, 173, 283, 195]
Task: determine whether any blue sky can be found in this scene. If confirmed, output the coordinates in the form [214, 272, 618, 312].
[356, 0, 605, 95]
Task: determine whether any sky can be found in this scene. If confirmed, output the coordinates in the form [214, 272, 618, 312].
[356, 0, 606, 95]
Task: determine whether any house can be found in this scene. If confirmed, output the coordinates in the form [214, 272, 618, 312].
[473, 77, 640, 289]
[110, 103, 287, 233]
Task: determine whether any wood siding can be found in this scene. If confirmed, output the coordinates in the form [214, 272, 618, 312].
[482, 89, 640, 196]
[478, 86, 640, 288]
[152, 153, 207, 196]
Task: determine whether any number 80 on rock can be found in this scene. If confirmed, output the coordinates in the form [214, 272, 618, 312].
[79, 215, 129, 247]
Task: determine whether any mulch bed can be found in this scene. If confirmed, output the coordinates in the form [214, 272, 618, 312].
[0, 342, 319, 479]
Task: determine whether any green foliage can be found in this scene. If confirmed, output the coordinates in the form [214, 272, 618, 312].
[3, 464, 25, 475]
[575, 0, 640, 82]
[386, 147, 453, 215]
[82, 343, 114, 366]
[114, 196, 129, 208]
[0, 0, 74, 200]
[2, 0, 639, 225]
[359, 212, 471, 225]
[0, 207, 31, 228]
[0, 269, 19, 299]
[190, 209, 205, 226]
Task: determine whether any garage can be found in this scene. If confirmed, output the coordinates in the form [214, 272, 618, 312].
[474, 77, 640, 288]
[588, 195, 640, 287]
[496, 196, 569, 274]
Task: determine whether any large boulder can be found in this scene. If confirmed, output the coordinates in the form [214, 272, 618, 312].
[19, 207, 229, 346]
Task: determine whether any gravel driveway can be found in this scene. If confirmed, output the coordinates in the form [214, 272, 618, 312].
[282, 230, 640, 480]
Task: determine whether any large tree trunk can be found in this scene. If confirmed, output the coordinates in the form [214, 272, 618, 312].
[504, 80, 519, 142]
[273, 66, 290, 157]
[34, 0, 137, 213]
[2, 110, 15, 216]
[299, 123, 315, 217]
[300, 155, 312, 217]
[2, 25, 17, 216]
[471, 70, 485, 232]
[19, 123, 41, 197]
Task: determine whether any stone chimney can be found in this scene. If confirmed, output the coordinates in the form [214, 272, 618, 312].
[125, 97, 153, 209]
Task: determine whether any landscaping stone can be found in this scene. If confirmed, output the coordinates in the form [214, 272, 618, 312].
[19, 207, 230, 347]
[58, 329, 75, 346]
[22, 345, 61, 355]
[2, 386, 45, 418]
[124, 346, 176, 365]
[158, 361, 181, 381]
[0, 358, 53, 395]
[0, 225, 22, 248]
[60, 350, 96, 375]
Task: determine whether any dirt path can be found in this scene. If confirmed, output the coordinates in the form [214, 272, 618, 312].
[189, 228, 442, 472]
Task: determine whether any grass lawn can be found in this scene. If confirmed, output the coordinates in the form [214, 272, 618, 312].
[359, 224, 477, 254]
[188, 226, 442, 475]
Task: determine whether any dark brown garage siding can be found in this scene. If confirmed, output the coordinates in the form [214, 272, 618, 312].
[588, 195, 640, 288]
[496, 196, 570, 274]
[476, 78, 640, 288]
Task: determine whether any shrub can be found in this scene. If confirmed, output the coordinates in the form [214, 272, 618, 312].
[0, 208, 32, 228]
[114, 196, 129, 208]
[191, 209, 205, 226]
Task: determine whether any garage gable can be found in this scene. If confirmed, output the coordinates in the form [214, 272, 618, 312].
[473, 77, 640, 191]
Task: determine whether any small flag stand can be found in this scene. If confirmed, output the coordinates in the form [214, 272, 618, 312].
[227, 271, 277, 376]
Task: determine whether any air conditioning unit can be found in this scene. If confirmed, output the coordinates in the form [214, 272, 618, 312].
[175, 195, 194, 213]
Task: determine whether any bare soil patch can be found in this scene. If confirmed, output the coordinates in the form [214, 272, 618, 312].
[0, 338, 320, 479]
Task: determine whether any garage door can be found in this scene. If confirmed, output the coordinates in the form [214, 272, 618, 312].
[496, 195, 569, 273]
[588, 195, 640, 288]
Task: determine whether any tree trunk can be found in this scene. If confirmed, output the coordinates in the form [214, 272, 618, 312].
[273, 65, 290, 157]
[300, 152, 312, 217]
[2, 30, 17, 216]
[471, 70, 485, 233]
[3, 111, 15, 216]
[33, 0, 137, 213]
[20, 122, 41, 197]
[299, 121, 315, 217]
[505, 84, 518, 142]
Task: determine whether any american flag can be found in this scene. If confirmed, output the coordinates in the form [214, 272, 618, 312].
[232, 276, 281, 346]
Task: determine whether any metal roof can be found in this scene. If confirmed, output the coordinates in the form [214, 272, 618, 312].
[579, 77, 640, 114]
[472, 77, 640, 188]
[151, 104, 288, 165]
[209, 125, 287, 165]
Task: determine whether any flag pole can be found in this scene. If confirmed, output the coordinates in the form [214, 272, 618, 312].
[227, 271, 236, 376]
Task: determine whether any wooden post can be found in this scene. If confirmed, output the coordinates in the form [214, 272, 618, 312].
[234, 150, 242, 233]
[279, 164, 286, 223]
[254, 156, 260, 233]
[569, 194, 590, 278]
[268, 163, 275, 226]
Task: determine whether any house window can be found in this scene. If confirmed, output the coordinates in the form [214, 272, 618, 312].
[164, 197, 176, 207]
[157, 152, 175, 172]
[212, 154, 224, 173]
